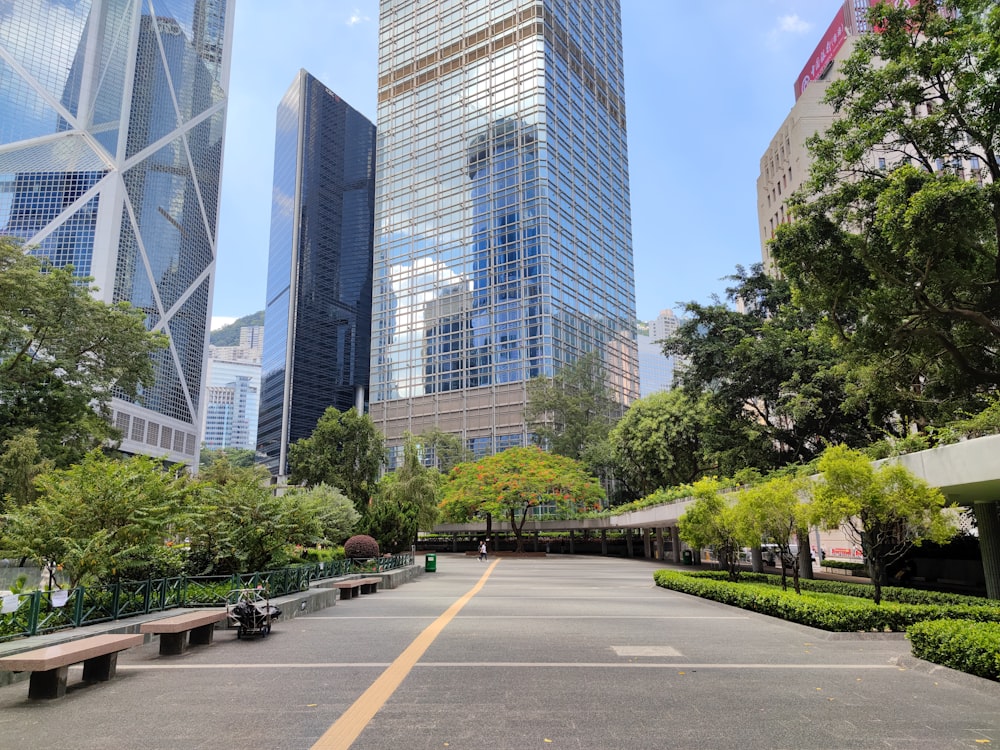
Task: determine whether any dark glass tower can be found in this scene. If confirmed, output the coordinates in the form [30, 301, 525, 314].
[371, 0, 638, 464]
[0, 0, 232, 464]
[257, 71, 377, 477]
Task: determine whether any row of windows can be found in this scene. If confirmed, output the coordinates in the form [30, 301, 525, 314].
[114, 410, 197, 456]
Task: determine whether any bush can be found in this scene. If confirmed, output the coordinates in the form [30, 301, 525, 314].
[300, 546, 344, 563]
[908, 619, 1000, 681]
[652, 570, 1000, 632]
[822, 559, 866, 572]
[344, 535, 379, 559]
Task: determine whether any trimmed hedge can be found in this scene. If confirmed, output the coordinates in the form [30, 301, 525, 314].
[688, 570, 990, 607]
[653, 570, 1000, 632]
[907, 619, 1000, 681]
[821, 560, 866, 572]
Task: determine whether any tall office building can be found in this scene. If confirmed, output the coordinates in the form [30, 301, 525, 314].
[756, 1, 905, 270]
[0, 0, 233, 465]
[637, 309, 681, 398]
[371, 0, 638, 464]
[257, 71, 377, 478]
[203, 326, 262, 451]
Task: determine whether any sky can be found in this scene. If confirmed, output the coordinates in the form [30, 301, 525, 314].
[212, 0, 847, 327]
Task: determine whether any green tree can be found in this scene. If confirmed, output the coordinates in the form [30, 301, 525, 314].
[810, 445, 958, 604]
[286, 483, 360, 546]
[365, 436, 440, 552]
[0, 237, 167, 466]
[769, 1, 1000, 424]
[287, 407, 385, 512]
[736, 475, 812, 592]
[200, 447, 257, 470]
[677, 478, 745, 581]
[186, 474, 322, 574]
[439, 447, 604, 552]
[665, 265, 884, 472]
[609, 389, 712, 497]
[362, 494, 418, 554]
[525, 351, 622, 462]
[416, 427, 473, 472]
[1, 451, 191, 587]
[0, 429, 51, 510]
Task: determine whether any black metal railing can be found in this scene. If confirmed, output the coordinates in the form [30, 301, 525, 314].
[0, 553, 413, 642]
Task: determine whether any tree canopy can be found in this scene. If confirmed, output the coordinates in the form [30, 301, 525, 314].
[810, 444, 957, 603]
[525, 351, 622, 461]
[664, 265, 885, 472]
[439, 446, 604, 552]
[609, 388, 712, 497]
[366, 435, 440, 552]
[1, 451, 192, 587]
[287, 406, 385, 512]
[770, 0, 1000, 424]
[0, 237, 167, 466]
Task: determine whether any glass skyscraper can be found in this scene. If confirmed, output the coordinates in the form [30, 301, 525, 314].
[371, 0, 638, 463]
[0, 0, 232, 464]
[257, 71, 377, 477]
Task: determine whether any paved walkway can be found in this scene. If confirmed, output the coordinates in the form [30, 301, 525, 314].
[0, 555, 997, 749]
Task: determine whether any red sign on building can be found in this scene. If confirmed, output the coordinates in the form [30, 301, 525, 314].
[794, 10, 848, 100]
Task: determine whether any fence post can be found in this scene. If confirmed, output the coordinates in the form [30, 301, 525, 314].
[72, 587, 84, 626]
[143, 578, 152, 614]
[111, 582, 121, 620]
[27, 591, 41, 636]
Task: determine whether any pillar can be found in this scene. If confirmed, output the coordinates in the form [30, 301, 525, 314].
[671, 527, 681, 563]
[601, 529, 608, 556]
[643, 528, 651, 558]
[655, 528, 664, 561]
[533, 530, 539, 552]
[569, 530, 575, 554]
[625, 528, 634, 557]
[974, 501, 1000, 600]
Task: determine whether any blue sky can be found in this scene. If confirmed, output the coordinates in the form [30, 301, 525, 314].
[212, 0, 845, 327]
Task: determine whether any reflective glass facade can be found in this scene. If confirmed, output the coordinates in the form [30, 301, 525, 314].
[372, 0, 638, 463]
[258, 71, 377, 477]
[0, 0, 233, 464]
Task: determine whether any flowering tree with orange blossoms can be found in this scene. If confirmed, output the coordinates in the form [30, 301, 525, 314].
[439, 446, 605, 552]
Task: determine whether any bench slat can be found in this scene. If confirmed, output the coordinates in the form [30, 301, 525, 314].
[0, 634, 143, 673]
[139, 609, 228, 634]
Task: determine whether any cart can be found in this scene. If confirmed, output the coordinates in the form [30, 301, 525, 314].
[227, 587, 281, 639]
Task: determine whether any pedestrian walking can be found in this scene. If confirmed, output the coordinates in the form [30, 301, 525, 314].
[479, 540, 487, 561]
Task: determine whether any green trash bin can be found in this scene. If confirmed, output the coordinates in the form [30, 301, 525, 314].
[425, 553, 437, 572]
[682, 550, 693, 566]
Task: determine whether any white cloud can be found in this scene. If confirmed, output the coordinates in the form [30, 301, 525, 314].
[777, 14, 812, 34]
[211, 316, 237, 330]
[346, 8, 370, 26]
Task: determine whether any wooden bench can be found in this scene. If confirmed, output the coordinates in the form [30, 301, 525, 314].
[139, 609, 229, 655]
[331, 577, 381, 600]
[0, 633, 143, 699]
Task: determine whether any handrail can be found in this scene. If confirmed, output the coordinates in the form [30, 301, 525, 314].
[0, 553, 414, 643]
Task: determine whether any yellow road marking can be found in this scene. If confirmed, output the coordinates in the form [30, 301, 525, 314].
[311, 559, 500, 750]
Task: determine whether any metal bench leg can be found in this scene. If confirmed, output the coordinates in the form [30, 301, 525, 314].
[158, 632, 187, 655]
[28, 667, 69, 699]
[190, 623, 215, 646]
[82, 652, 119, 683]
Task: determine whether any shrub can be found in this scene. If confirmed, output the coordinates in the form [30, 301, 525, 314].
[821, 559, 866, 572]
[908, 619, 1000, 681]
[652, 570, 1000, 632]
[344, 535, 379, 559]
[301, 546, 344, 563]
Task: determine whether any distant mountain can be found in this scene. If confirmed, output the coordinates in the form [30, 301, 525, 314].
[210, 310, 264, 346]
